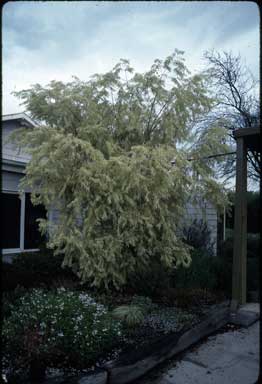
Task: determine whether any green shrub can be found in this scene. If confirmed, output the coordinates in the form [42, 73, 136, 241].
[217, 233, 260, 294]
[125, 260, 172, 297]
[155, 287, 220, 308]
[113, 295, 154, 328]
[2, 262, 32, 291]
[2, 250, 77, 291]
[2, 286, 29, 319]
[173, 250, 219, 291]
[2, 289, 122, 379]
[216, 238, 233, 294]
[222, 233, 260, 259]
[171, 220, 221, 292]
[183, 219, 215, 257]
[131, 295, 154, 311]
[124, 216, 221, 297]
[12, 249, 74, 281]
[226, 191, 260, 234]
[247, 257, 259, 291]
[113, 305, 145, 327]
[247, 233, 260, 258]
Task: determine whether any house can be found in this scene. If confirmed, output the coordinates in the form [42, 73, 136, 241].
[1, 113, 219, 259]
[2, 113, 47, 259]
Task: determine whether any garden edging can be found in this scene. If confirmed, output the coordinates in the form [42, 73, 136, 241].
[42, 301, 230, 384]
[102, 301, 230, 384]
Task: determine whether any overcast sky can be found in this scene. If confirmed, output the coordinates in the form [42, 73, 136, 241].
[3, 1, 259, 114]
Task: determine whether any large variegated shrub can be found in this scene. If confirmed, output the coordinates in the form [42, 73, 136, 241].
[12, 50, 229, 289]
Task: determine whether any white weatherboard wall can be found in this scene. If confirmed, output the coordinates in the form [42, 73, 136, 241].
[185, 200, 217, 254]
[2, 119, 31, 164]
[2, 171, 23, 191]
[2, 117, 32, 193]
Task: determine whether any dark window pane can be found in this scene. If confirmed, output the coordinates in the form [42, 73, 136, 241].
[24, 193, 47, 249]
[1, 193, 21, 249]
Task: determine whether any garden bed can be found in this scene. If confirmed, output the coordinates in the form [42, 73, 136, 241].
[37, 302, 230, 384]
[2, 288, 229, 384]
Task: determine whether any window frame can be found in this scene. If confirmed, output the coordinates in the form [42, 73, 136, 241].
[2, 189, 40, 255]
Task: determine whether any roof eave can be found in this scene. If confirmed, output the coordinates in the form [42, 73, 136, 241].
[2, 113, 38, 127]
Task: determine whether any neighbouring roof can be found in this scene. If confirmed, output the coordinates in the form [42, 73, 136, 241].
[2, 112, 38, 127]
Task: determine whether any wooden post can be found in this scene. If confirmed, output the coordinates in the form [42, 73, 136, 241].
[231, 137, 247, 310]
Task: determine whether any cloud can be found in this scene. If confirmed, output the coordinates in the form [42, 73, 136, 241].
[2, 1, 259, 114]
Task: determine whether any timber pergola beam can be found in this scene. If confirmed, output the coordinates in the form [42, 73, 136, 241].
[231, 126, 260, 311]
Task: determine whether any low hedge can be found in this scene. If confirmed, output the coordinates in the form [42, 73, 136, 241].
[2, 250, 77, 291]
[172, 234, 259, 297]
[173, 250, 219, 291]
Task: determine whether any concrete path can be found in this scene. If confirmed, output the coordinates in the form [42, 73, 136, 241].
[138, 306, 259, 384]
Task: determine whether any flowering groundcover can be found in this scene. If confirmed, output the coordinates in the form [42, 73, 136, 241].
[2, 289, 123, 381]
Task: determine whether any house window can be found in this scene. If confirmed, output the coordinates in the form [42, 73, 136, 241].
[1, 192, 21, 249]
[24, 193, 46, 249]
[1, 191, 46, 253]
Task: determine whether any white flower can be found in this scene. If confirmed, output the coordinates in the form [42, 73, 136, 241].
[57, 287, 66, 293]
[58, 332, 64, 337]
[78, 293, 96, 307]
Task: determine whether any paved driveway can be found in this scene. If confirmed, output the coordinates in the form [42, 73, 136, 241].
[138, 320, 259, 384]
